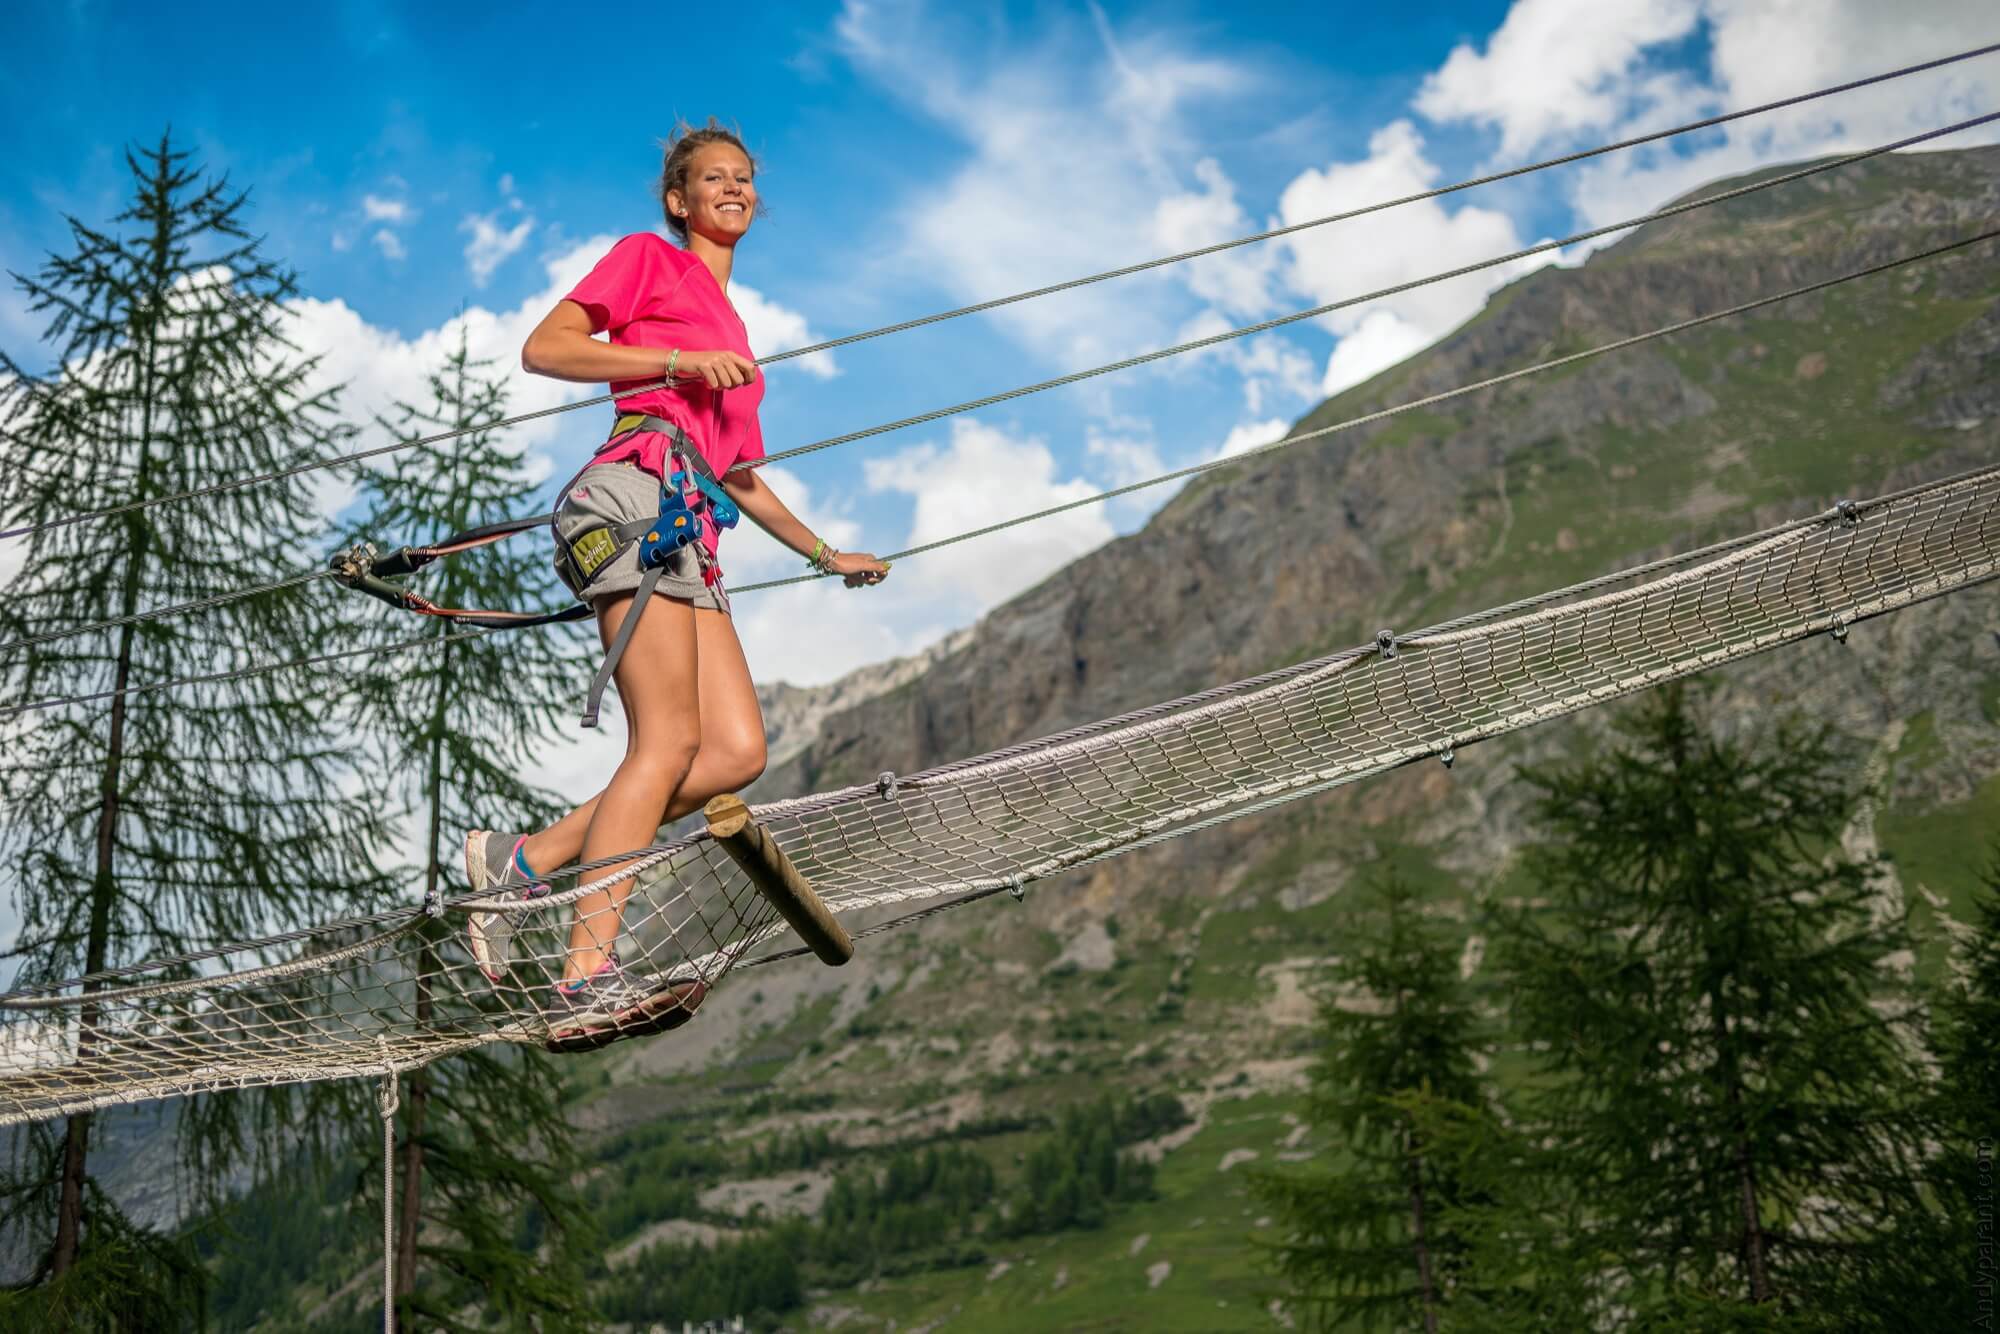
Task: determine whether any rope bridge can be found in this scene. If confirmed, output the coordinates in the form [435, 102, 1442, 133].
[2, 462, 1994, 1127]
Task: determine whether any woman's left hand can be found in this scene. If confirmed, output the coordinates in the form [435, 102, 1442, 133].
[832, 551, 890, 588]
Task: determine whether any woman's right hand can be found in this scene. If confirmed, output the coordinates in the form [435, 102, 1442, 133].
[673, 349, 759, 389]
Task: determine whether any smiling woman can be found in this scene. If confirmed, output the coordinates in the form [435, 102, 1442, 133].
[460, 120, 891, 1049]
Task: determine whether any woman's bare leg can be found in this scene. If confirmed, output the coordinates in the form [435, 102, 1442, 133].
[521, 606, 766, 870]
[563, 592, 701, 981]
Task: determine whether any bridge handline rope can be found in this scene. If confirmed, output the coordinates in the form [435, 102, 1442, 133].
[4, 219, 1987, 705]
[743, 40, 2000, 371]
[0, 463, 1991, 1127]
[734, 227, 2000, 592]
[0, 569, 338, 656]
[6, 455, 1998, 1003]
[739, 112, 1997, 472]
[2, 47, 1989, 548]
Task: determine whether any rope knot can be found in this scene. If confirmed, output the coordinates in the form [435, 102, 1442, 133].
[377, 1066, 400, 1118]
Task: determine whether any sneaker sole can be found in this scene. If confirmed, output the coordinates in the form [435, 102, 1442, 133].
[544, 980, 708, 1054]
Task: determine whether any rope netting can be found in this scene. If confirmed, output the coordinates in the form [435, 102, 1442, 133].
[2, 463, 1995, 1125]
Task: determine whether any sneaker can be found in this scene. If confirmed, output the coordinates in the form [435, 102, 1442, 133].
[544, 953, 707, 1053]
[464, 830, 550, 981]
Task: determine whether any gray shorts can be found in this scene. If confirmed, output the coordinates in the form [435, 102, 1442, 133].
[553, 462, 727, 613]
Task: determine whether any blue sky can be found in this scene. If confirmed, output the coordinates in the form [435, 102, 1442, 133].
[3, 0, 1995, 703]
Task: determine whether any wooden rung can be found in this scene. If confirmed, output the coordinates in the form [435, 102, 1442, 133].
[703, 794, 854, 966]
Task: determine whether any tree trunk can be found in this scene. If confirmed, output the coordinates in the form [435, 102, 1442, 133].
[395, 640, 453, 1297]
[396, 1054, 427, 1299]
[1711, 996, 1772, 1302]
[1406, 1131, 1441, 1334]
[55, 245, 166, 1277]
[52, 478, 153, 1277]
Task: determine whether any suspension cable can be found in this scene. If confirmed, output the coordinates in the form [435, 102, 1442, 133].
[744, 40, 2000, 372]
[732, 227, 2000, 592]
[0, 569, 338, 655]
[5, 222, 1985, 719]
[5, 103, 1989, 663]
[3, 43, 1991, 547]
[739, 112, 1994, 472]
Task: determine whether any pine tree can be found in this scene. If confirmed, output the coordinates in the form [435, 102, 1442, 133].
[0, 133, 392, 1320]
[1490, 684, 1930, 1324]
[338, 330, 596, 1330]
[1249, 871, 1492, 1333]
[1857, 847, 2000, 1327]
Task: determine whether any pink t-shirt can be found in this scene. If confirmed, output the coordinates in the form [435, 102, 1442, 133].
[564, 232, 765, 555]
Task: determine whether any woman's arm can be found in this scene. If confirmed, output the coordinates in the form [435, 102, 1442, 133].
[723, 468, 889, 587]
[521, 300, 758, 388]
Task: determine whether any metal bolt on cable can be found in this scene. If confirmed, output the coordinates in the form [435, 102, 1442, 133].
[876, 771, 900, 801]
[1375, 630, 1400, 661]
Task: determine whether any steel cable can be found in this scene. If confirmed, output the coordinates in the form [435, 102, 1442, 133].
[3, 43, 1992, 547]
[0, 219, 1983, 759]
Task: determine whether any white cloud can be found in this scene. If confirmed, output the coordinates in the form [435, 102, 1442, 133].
[1276, 120, 1545, 397]
[460, 210, 536, 288]
[1415, 0, 1706, 162]
[864, 418, 1116, 611]
[833, 0, 1255, 370]
[732, 282, 839, 379]
[1228, 334, 1322, 413]
[1316, 308, 1434, 397]
[1085, 430, 1165, 488]
[361, 194, 412, 224]
[1421, 0, 2000, 229]
[1215, 417, 1289, 462]
[1150, 157, 1282, 318]
[370, 229, 406, 262]
[282, 234, 616, 525]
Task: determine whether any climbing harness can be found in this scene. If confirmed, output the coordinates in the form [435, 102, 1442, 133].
[564, 413, 740, 728]
[331, 413, 742, 728]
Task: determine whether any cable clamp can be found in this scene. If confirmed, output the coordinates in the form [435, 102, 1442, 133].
[1375, 629, 1399, 661]
[329, 541, 379, 585]
[876, 770, 900, 801]
[421, 888, 444, 919]
[1834, 499, 1861, 528]
[1005, 873, 1027, 903]
[1830, 612, 1850, 643]
[1439, 744, 1456, 770]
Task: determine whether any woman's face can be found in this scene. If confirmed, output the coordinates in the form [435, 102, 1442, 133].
[672, 143, 757, 246]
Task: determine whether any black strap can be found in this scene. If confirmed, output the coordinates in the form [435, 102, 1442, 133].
[613, 413, 731, 484]
[581, 564, 665, 728]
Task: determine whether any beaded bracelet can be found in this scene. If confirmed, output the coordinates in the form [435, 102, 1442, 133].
[808, 538, 840, 574]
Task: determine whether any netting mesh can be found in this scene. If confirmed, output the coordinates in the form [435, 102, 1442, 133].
[3, 467, 1995, 1125]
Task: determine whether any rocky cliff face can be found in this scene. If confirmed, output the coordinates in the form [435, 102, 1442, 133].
[762, 147, 1999, 805]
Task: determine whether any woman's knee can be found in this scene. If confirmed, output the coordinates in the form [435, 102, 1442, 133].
[703, 733, 767, 791]
[622, 733, 701, 791]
